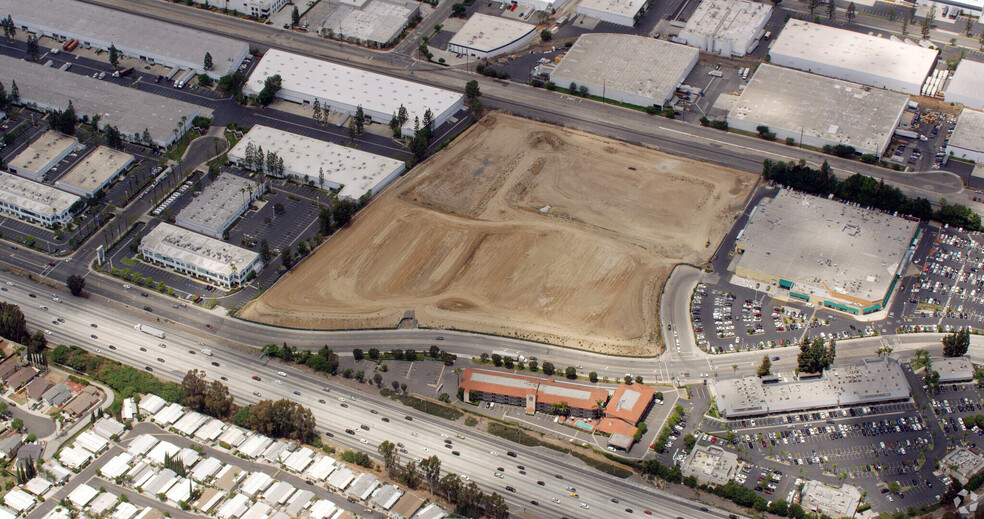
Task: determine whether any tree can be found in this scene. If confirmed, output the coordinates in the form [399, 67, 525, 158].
[589, 371, 598, 383]
[353, 348, 364, 361]
[109, 43, 120, 68]
[354, 105, 366, 135]
[379, 440, 398, 472]
[827, 0, 836, 19]
[846, 2, 856, 22]
[26, 35, 39, 62]
[10, 418, 23, 432]
[451, 2, 466, 16]
[217, 72, 246, 95]
[465, 79, 482, 105]
[397, 105, 409, 128]
[797, 337, 836, 373]
[943, 328, 970, 357]
[106, 125, 124, 150]
[542, 362, 555, 376]
[259, 239, 271, 263]
[203, 52, 213, 71]
[9, 80, 18, 104]
[922, 7, 933, 38]
[1, 15, 14, 40]
[420, 455, 442, 492]
[291, 5, 300, 26]
[757, 355, 771, 377]
[565, 366, 577, 379]
[902, 16, 909, 35]
[67, 274, 86, 297]
[257, 74, 282, 106]
[967, 15, 975, 36]
[368, 348, 380, 360]
[281, 247, 293, 269]
[807, 0, 819, 15]
[0, 302, 30, 344]
[244, 398, 316, 441]
[528, 360, 538, 372]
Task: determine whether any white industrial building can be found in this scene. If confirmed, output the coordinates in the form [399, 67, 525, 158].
[728, 65, 908, 156]
[769, 20, 938, 95]
[0, 0, 249, 79]
[448, 13, 537, 59]
[946, 109, 984, 164]
[227, 125, 405, 199]
[549, 33, 698, 107]
[577, 0, 649, 26]
[55, 146, 134, 198]
[322, 0, 420, 47]
[0, 172, 80, 227]
[508, 0, 567, 12]
[945, 59, 984, 111]
[175, 173, 264, 238]
[244, 49, 464, 135]
[1, 55, 206, 148]
[139, 223, 263, 287]
[185, 0, 291, 18]
[7, 131, 78, 183]
[678, 0, 771, 57]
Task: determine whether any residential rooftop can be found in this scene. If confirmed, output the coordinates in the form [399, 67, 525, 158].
[0, 172, 80, 217]
[0, 55, 206, 147]
[729, 64, 908, 155]
[735, 189, 918, 305]
[140, 223, 260, 279]
[448, 13, 536, 54]
[550, 33, 699, 104]
[711, 357, 911, 417]
[0, 0, 248, 77]
[227, 125, 404, 199]
[55, 146, 133, 197]
[8, 131, 78, 176]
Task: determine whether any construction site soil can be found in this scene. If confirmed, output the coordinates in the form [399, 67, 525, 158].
[239, 113, 756, 355]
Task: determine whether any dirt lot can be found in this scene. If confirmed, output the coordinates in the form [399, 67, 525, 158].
[239, 114, 756, 355]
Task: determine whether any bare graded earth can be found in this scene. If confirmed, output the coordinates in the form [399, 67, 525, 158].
[239, 113, 756, 355]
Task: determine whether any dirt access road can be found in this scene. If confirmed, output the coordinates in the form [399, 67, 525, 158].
[240, 113, 756, 356]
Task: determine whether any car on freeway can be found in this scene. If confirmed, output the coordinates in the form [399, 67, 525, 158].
[145, 366, 153, 371]
[252, 376, 261, 381]
[318, 399, 326, 404]
[340, 403, 348, 408]
[139, 347, 147, 352]
[253, 392, 261, 397]
[405, 416, 413, 421]
[90, 334, 97, 339]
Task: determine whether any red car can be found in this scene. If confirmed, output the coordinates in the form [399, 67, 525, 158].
[252, 375, 261, 381]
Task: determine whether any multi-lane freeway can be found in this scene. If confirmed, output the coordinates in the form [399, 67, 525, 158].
[1, 271, 733, 519]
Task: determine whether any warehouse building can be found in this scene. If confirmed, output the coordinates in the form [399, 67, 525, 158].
[734, 189, 919, 314]
[447, 13, 537, 59]
[945, 59, 984, 111]
[227, 125, 405, 199]
[712, 357, 910, 418]
[244, 49, 464, 136]
[0, 0, 249, 79]
[769, 20, 938, 95]
[0, 55, 206, 147]
[678, 0, 770, 57]
[54, 146, 134, 198]
[174, 173, 261, 237]
[549, 34, 698, 107]
[508, 0, 567, 12]
[459, 368, 609, 419]
[321, 0, 420, 47]
[946, 109, 984, 164]
[139, 223, 263, 287]
[0, 172, 80, 227]
[577, 0, 649, 26]
[175, 173, 264, 239]
[728, 65, 908, 156]
[184, 0, 290, 18]
[7, 131, 78, 183]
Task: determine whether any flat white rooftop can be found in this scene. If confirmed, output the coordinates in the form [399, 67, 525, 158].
[736, 189, 918, 303]
[770, 20, 937, 90]
[449, 13, 536, 53]
[0, 171, 80, 217]
[228, 125, 404, 199]
[0, 0, 248, 76]
[682, 0, 771, 45]
[56, 146, 133, 196]
[9, 131, 77, 176]
[176, 173, 260, 235]
[141, 222, 260, 279]
[949, 108, 984, 153]
[0, 55, 205, 147]
[730, 65, 908, 154]
[551, 33, 699, 103]
[945, 59, 984, 106]
[324, 0, 417, 45]
[245, 49, 462, 127]
[578, 0, 647, 18]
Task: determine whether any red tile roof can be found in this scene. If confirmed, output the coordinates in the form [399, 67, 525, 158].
[604, 383, 656, 425]
[460, 368, 609, 411]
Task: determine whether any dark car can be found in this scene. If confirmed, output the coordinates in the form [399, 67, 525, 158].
[405, 416, 413, 421]
[220, 376, 228, 381]
[145, 366, 153, 371]
[381, 417, 390, 422]
[345, 429, 355, 435]
[141, 292, 149, 297]
[505, 486, 515, 492]
[90, 323, 98, 328]
[139, 347, 147, 352]
[143, 306, 153, 312]
[211, 361, 220, 366]
[341, 403, 348, 408]
[531, 500, 539, 506]
[157, 358, 165, 363]
[293, 391, 301, 396]
[360, 425, 370, 431]
[537, 481, 545, 486]
[90, 334, 98, 339]
[452, 451, 460, 456]
[507, 451, 517, 458]
[108, 345, 116, 350]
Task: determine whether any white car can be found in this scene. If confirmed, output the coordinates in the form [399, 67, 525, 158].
[494, 472, 504, 479]
[275, 380, 283, 385]
[360, 439, 368, 444]
[490, 451, 498, 456]
[123, 284, 130, 289]
[278, 371, 287, 377]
